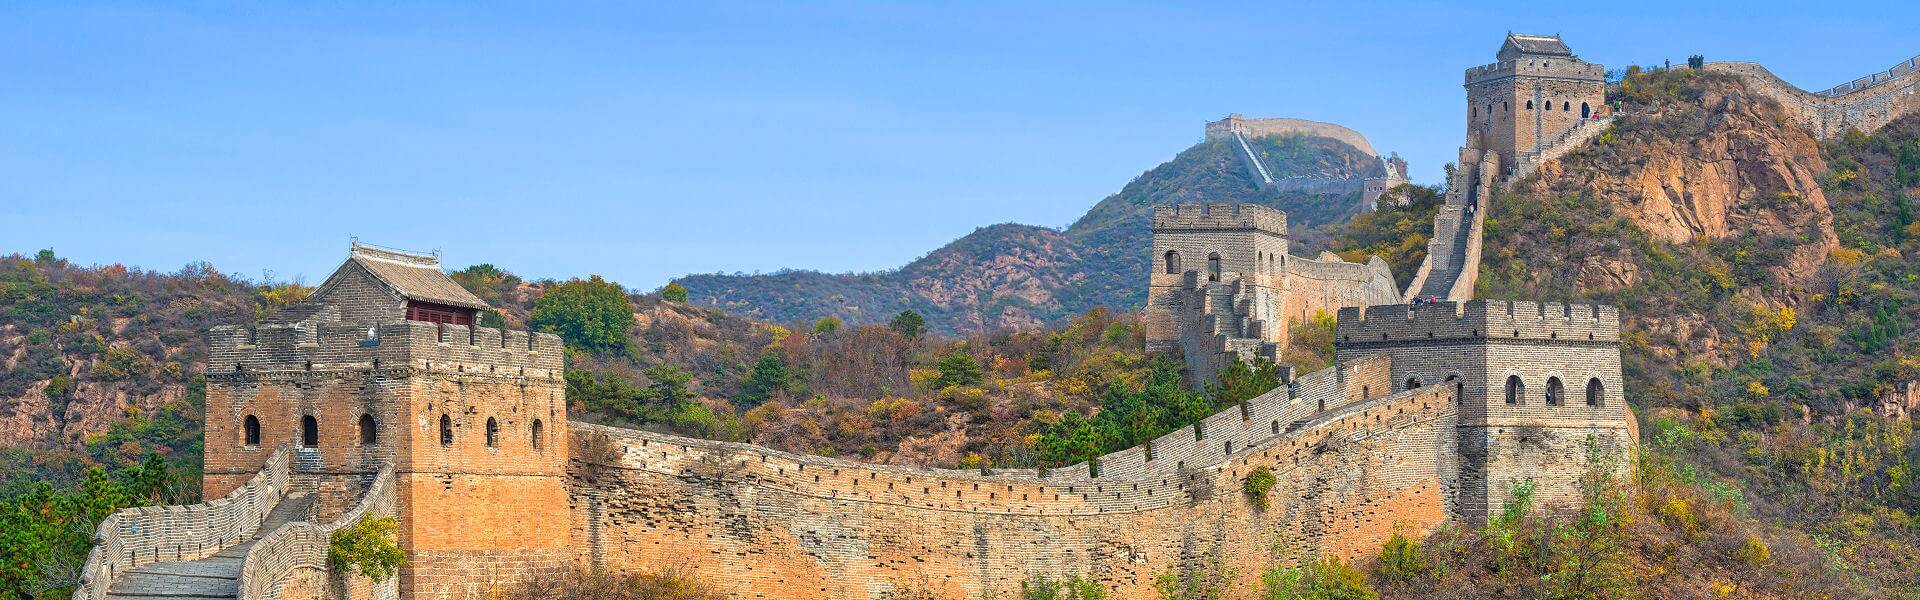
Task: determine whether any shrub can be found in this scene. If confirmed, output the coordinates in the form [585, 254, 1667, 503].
[1244, 467, 1277, 509]
[328, 515, 406, 583]
[1261, 556, 1377, 600]
[889, 310, 928, 338]
[1019, 574, 1108, 600]
[660, 282, 689, 302]
[812, 315, 842, 334]
[1374, 532, 1427, 585]
[507, 566, 723, 600]
[933, 351, 984, 390]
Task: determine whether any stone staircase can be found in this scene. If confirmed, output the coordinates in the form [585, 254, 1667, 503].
[102, 494, 316, 600]
[1512, 115, 1617, 180]
[1201, 279, 1278, 362]
[1413, 205, 1473, 299]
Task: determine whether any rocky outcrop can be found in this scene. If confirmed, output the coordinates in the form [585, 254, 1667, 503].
[1518, 73, 1840, 302]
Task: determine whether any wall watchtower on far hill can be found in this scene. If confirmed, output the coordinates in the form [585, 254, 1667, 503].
[202, 243, 570, 598]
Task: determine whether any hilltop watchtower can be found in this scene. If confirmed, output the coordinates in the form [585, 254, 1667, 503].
[1333, 300, 1634, 522]
[203, 243, 569, 598]
[1465, 33, 1607, 174]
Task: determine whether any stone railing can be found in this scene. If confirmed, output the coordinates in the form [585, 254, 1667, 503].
[1513, 115, 1617, 180]
[71, 450, 293, 600]
[238, 464, 398, 600]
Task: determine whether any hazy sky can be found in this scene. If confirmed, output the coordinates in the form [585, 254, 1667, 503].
[4, 2, 1915, 290]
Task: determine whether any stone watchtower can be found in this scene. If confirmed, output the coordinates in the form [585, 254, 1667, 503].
[1464, 33, 1607, 174]
[203, 243, 570, 597]
[1143, 204, 1293, 386]
[1333, 300, 1635, 522]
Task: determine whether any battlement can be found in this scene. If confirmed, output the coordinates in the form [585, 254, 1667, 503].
[207, 320, 564, 376]
[1151, 203, 1288, 236]
[1333, 300, 1620, 347]
[1465, 58, 1606, 85]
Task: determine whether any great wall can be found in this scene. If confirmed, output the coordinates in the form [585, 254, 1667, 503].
[72, 33, 1917, 600]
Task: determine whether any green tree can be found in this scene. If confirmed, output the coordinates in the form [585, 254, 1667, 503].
[932, 351, 984, 390]
[34, 248, 55, 263]
[646, 365, 695, 406]
[812, 315, 842, 334]
[660, 282, 689, 302]
[1209, 355, 1284, 405]
[529, 275, 634, 355]
[328, 515, 406, 583]
[737, 354, 792, 408]
[888, 310, 928, 338]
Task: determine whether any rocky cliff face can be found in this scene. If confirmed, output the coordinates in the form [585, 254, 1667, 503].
[1517, 72, 1840, 305]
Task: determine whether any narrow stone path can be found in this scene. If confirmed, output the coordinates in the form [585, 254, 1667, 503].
[104, 494, 315, 600]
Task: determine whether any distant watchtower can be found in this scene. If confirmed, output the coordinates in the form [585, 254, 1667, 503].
[1144, 204, 1292, 386]
[203, 243, 570, 598]
[1464, 33, 1607, 174]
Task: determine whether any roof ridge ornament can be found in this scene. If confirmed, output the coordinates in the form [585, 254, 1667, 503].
[350, 241, 441, 267]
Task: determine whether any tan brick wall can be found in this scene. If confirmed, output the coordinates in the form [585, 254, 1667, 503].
[568, 384, 1459, 599]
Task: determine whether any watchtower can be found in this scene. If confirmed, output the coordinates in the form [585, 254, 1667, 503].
[1464, 33, 1607, 174]
[1143, 203, 1292, 386]
[1332, 300, 1634, 522]
[203, 243, 570, 598]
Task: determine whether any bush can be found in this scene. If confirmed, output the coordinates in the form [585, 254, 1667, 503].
[1019, 574, 1107, 600]
[1244, 467, 1277, 509]
[1261, 557, 1377, 600]
[888, 310, 928, 338]
[327, 515, 406, 583]
[660, 282, 689, 303]
[932, 351, 984, 390]
[1374, 532, 1427, 585]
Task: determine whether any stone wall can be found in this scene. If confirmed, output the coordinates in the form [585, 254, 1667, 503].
[73, 450, 293, 600]
[1465, 57, 1607, 174]
[568, 375, 1460, 599]
[1203, 115, 1378, 157]
[239, 464, 399, 600]
[1705, 56, 1920, 138]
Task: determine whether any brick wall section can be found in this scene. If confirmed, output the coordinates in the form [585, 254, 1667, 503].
[239, 464, 399, 600]
[72, 450, 293, 600]
[569, 380, 1458, 599]
[1705, 57, 1920, 138]
[1203, 114, 1380, 156]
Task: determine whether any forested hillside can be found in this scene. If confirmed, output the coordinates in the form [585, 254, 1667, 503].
[678, 134, 1385, 335]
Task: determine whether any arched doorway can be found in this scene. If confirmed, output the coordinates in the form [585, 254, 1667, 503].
[1206, 253, 1222, 282]
[1164, 251, 1181, 274]
[1581, 102, 1591, 119]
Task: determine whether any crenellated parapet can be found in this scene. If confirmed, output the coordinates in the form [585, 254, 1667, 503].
[1464, 58, 1606, 85]
[1151, 203, 1288, 236]
[206, 322, 563, 380]
[1334, 300, 1620, 348]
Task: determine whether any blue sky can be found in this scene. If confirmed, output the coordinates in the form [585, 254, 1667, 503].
[3, 2, 1914, 290]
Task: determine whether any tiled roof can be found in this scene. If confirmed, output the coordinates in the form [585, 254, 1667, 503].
[1506, 33, 1572, 56]
[347, 243, 490, 310]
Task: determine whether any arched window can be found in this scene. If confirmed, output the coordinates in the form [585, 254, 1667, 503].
[244, 415, 260, 446]
[532, 419, 545, 451]
[1472, 106, 1478, 118]
[1581, 102, 1591, 119]
[359, 414, 377, 445]
[1563, 101, 1571, 111]
[439, 414, 453, 446]
[1505, 375, 1524, 405]
[1362, 385, 1370, 399]
[1163, 250, 1181, 274]
[1503, 101, 1509, 111]
[1206, 253, 1222, 282]
[301, 415, 318, 448]
[485, 417, 499, 448]
[1526, 100, 1534, 109]
[1546, 377, 1565, 406]
[1405, 377, 1422, 391]
[1586, 378, 1604, 406]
